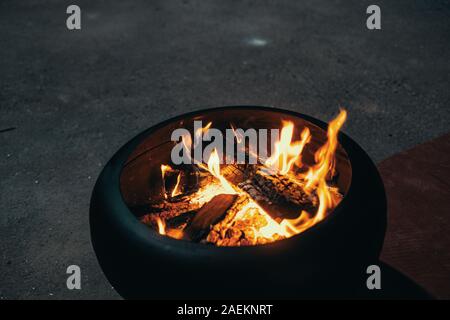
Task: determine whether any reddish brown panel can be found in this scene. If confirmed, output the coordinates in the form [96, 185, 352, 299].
[379, 132, 450, 299]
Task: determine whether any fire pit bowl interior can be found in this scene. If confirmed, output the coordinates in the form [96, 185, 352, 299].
[90, 106, 386, 299]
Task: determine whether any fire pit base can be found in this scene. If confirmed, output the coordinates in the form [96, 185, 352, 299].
[90, 106, 387, 299]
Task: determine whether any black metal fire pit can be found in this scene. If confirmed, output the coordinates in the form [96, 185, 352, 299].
[90, 106, 387, 299]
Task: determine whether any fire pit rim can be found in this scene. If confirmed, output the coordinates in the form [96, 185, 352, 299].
[91, 105, 376, 254]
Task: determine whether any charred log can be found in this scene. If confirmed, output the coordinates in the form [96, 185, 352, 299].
[183, 194, 239, 241]
[251, 169, 318, 208]
[221, 163, 319, 219]
[140, 199, 200, 226]
[205, 193, 252, 246]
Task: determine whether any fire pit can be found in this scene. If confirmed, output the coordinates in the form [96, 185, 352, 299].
[90, 106, 386, 299]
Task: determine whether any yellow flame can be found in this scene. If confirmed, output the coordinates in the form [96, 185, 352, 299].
[160, 164, 171, 199]
[179, 121, 212, 165]
[304, 109, 347, 192]
[265, 122, 311, 175]
[157, 110, 348, 245]
[171, 173, 182, 197]
[155, 216, 185, 239]
[295, 127, 312, 168]
[156, 217, 166, 235]
[230, 124, 243, 143]
[161, 164, 182, 198]
[231, 202, 291, 239]
[206, 148, 236, 194]
[196, 121, 212, 139]
[160, 164, 171, 179]
[193, 121, 212, 149]
[282, 110, 347, 235]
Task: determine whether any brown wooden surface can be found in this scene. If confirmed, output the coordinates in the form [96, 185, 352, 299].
[379, 132, 450, 299]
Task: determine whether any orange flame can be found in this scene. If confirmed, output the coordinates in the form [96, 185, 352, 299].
[281, 110, 347, 234]
[157, 110, 348, 245]
[155, 216, 185, 239]
[206, 148, 236, 194]
[193, 121, 212, 150]
[230, 124, 243, 143]
[203, 150, 291, 239]
[155, 217, 166, 235]
[304, 109, 347, 192]
[171, 173, 182, 197]
[160, 164, 171, 179]
[197, 121, 212, 137]
[160, 164, 171, 199]
[160, 164, 182, 198]
[265, 122, 311, 175]
[179, 121, 213, 165]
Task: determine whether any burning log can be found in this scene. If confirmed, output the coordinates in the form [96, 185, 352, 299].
[206, 209, 287, 246]
[205, 192, 290, 246]
[161, 165, 203, 200]
[205, 193, 252, 246]
[140, 199, 201, 226]
[133, 109, 349, 247]
[143, 161, 342, 243]
[222, 163, 321, 219]
[183, 194, 239, 241]
[251, 169, 318, 208]
[221, 163, 252, 186]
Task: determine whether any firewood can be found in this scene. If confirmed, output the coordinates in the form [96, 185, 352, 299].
[214, 193, 251, 226]
[221, 163, 252, 186]
[222, 163, 316, 205]
[165, 211, 196, 228]
[183, 194, 239, 241]
[205, 193, 290, 246]
[205, 193, 251, 245]
[140, 199, 201, 226]
[251, 168, 318, 207]
[221, 163, 319, 219]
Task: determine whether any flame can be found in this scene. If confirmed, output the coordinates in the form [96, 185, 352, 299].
[160, 164, 182, 198]
[280, 110, 347, 235]
[181, 132, 192, 152]
[233, 202, 291, 239]
[155, 216, 185, 239]
[304, 109, 347, 192]
[160, 164, 171, 199]
[296, 127, 312, 168]
[206, 148, 236, 194]
[230, 124, 243, 143]
[155, 217, 166, 235]
[179, 121, 212, 166]
[265, 122, 311, 175]
[202, 148, 292, 239]
[193, 121, 212, 151]
[155, 110, 348, 245]
[171, 173, 182, 197]
[160, 164, 171, 179]
[197, 121, 212, 138]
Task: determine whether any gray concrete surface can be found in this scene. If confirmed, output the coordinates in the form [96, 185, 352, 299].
[0, 0, 449, 299]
